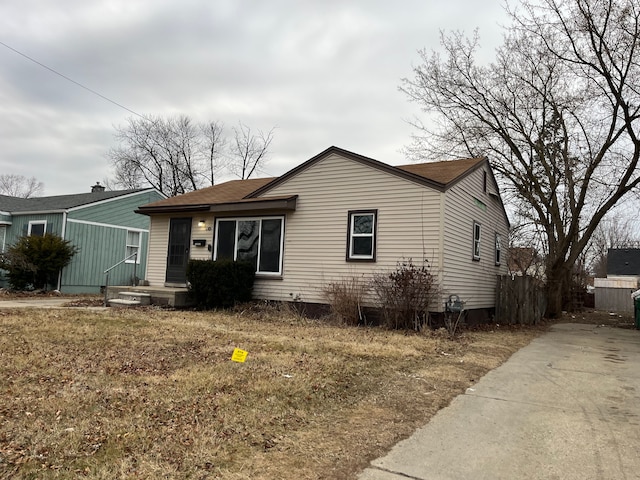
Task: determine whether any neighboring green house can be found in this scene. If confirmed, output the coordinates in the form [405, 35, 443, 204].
[0, 184, 164, 293]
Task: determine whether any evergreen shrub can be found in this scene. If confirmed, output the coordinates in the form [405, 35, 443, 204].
[0, 234, 77, 290]
[186, 259, 255, 309]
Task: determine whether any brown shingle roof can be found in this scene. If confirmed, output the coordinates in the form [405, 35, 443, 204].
[396, 157, 485, 185]
[140, 177, 275, 209]
[138, 148, 488, 214]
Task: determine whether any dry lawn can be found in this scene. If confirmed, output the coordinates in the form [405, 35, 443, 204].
[0, 305, 542, 479]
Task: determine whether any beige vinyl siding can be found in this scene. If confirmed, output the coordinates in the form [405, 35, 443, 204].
[146, 216, 170, 285]
[251, 152, 444, 305]
[190, 217, 214, 260]
[442, 166, 509, 310]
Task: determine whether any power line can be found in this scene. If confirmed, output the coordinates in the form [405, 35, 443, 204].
[0, 39, 144, 118]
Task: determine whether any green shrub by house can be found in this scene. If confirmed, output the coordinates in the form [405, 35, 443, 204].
[186, 259, 255, 309]
[0, 234, 77, 290]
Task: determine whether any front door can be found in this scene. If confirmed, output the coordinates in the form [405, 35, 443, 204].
[165, 217, 192, 284]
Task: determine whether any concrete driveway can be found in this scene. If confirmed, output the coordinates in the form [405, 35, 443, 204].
[359, 323, 640, 480]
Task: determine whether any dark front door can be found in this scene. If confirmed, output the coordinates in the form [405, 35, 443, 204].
[165, 217, 192, 284]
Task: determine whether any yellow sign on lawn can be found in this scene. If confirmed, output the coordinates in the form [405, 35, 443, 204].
[231, 348, 248, 363]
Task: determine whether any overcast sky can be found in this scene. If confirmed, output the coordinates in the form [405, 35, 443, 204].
[0, 1, 509, 196]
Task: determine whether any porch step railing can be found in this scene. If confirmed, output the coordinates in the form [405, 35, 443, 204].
[103, 252, 138, 307]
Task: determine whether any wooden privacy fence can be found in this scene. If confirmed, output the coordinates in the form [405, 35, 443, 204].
[495, 275, 546, 325]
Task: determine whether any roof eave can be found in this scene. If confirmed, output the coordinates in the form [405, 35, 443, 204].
[209, 196, 297, 213]
[7, 209, 67, 215]
[135, 204, 212, 216]
[136, 196, 298, 216]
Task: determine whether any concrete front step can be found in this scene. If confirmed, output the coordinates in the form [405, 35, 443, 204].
[108, 298, 143, 308]
[107, 291, 152, 308]
[117, 292, 151, 305]
[105, 286, 193, 307]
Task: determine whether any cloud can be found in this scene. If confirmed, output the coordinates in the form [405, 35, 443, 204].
[0, 0, 509, 195]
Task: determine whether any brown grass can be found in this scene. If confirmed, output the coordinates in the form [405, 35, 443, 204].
[0, 305, 542, 479]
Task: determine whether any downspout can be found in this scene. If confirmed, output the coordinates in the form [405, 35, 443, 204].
[57, 211, 67, 291]
[437, 192, 446, 306]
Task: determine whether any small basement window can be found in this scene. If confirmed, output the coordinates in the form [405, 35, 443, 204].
[347, 210, 377, 261]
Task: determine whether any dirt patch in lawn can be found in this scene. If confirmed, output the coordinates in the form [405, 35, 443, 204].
[557, 309, 636, 328]
[0, 307, 543, 479]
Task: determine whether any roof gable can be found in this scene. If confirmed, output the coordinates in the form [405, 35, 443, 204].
[247, 146, 486, 198]
[136, 146, 503, 217]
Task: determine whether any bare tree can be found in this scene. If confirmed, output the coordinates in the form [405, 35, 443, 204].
[0, 174, 43, 198]
[401, 0, 640, 317]
[228, 122, 275, 180]
[107, 115, 203, 196]
[201, 120, 227, 185]
[108, 116, 272, 195]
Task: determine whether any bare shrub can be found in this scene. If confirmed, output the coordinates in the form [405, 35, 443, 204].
[372, 259, 438, 330]
[323, 275, 368, 325]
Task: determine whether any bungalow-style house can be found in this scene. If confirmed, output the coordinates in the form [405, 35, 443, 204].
[135, 147, 510, 316]
[594, 248, 640, 313]
[0, 184, 164, 293]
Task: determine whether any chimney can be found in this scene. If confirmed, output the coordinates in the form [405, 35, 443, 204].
[91, 182, 106, 193]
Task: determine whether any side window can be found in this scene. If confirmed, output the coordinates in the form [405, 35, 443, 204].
[126, 230, 141, 263]
[473, 222, 481, 261]
[495, 233, 502, 266]
[347, 210, 377, 261]
[0, 225, 6, 253]
[28, 220, 46, 237]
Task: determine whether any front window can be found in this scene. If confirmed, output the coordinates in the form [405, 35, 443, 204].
[473, 222, 481, 261]
[125, 230, 141, 263]
[0, 225, 6, 253]
[214, 217, 284, 275]
[28, 220, 46, 237]
[347, 210, 377, 261]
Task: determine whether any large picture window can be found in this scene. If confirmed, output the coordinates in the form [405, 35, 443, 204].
[347, 210, 377, 261]
[214, 217, 284, 275]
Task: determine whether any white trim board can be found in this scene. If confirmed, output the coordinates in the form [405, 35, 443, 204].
[66, 218, 149, 233]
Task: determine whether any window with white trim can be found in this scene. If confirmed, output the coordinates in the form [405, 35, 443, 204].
[0, 225, 6, 253]
[495, 233, 502, 266]
[214, 217, 284, 275]
[347, 210, 377, 261]
[125, 230, 141, 263]
[28, 220, 46, 237]
[473, 222, 481, 261]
